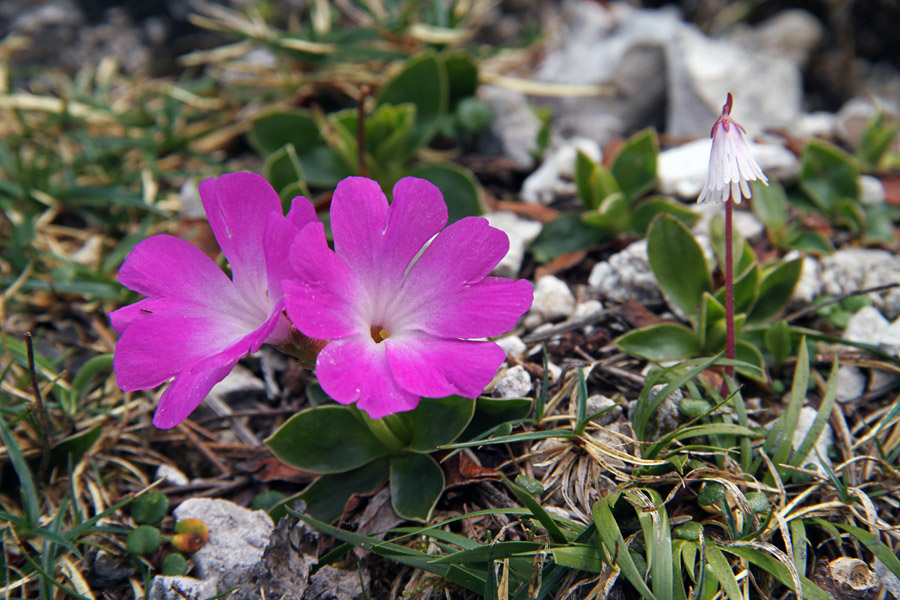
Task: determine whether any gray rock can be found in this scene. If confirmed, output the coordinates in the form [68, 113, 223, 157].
[657, 138, 798, 200]
[667, 26, 802, 138]
[727, 9, 824, 69]
[631, 385, 682, 439]
[587, 394, 622, 425]
[530, 275, 576, 321]
[792, 406, 834, 474]
[179, 178, 205, 219]
[859, 175, 885, 206]
[881, 318, 900, 356]
[495, 334, 527, 358]
[150, 576, 217, 600]
[870, 368, 900, 393]
[820, 249, 900, 319]
[485, 211, 542, 278]
[573, 300, 605, 320]
[835, 365, 866, 403]
[587, 239, 661, 303]
[492, 365, 533, 399]
[520, 137, 601, 204]
[306, 565, 367, 600]
[209, 365, 266, 400]
[479, 85, 542, 169]
[173, 498, 274, 593]
[843, 306, 889, 347]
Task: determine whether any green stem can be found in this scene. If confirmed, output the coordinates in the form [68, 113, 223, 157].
[362, 412, 411, 452]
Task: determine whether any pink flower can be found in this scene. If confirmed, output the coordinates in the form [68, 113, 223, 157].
[698, 93, 769, 204]
[109, 173, 316, 428]
[282, 177, 534, 419]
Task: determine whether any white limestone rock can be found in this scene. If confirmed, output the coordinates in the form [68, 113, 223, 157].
[587, 239, 661, 303]
[154, 464, 189, 487]
[150, 576, 217, 600]
[492, 365, 533, 399]
[792, 406, 834, 474]
[485, 211, 543, 278]
[495, 335, 527, 358]
[791, 255, 823, 305]
[859, 175, 886, 206]
[479, 85, 542, 170]
[843, 306, 889, 347]
[173, 499, 274, 594]
[520, 137, 601, 204]
[820, 249, 900, 319]
[881, 318, 900, 356]
[530, 275, 576, 321]
[835, 365, 866, 403]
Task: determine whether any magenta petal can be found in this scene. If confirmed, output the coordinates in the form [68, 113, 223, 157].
[403, 217, 509, 297]
[117, 235, 245, 313]
[199, 172, 282, 305]
[329, 177, 389, 273]
[266, 196, 317, 301]
[108, 296, 245, 335]
[414, 277, 534, 338]
[386, 335, 506, 399]
[151, 355, 239, 429]
[113, 315, 252, 390]
[315, 336, 420, 418]
[284, 222, 368, 339]
[286, 195, 317, 230]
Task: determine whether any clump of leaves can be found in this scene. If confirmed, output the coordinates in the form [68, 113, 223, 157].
[266, 395, 530, 522]
[531, 128, 697, 262]
[616, 214, 802, 376]
[249, 51, 486, 222]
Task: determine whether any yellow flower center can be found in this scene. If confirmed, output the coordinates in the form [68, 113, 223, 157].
[370, 325, 390, 343]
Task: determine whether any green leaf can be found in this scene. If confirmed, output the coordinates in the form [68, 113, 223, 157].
[799, 139, 860, 213]
[406, 162, 484, 223]
[131, 492, 169, 525]
[266, 405, 390, 473]
[750, 179, 788, 230]
[162, 553, 189, 576]
[764, 320, 792, 368]
[699, 292, 726, 352]
[42, 425, 102, 478]
[251, 110, 353, 187]
[127, 526, 162, 555]
[575, 150, 600, 210]
[461, 396, 532, 441]
[377, 51, 448, 153]
[616, 323, 701, 361]
[787, 228, 835, 254]
[765, 339, 809, 478]
[734, 340, 766, 380]
[550, 544, 606, 574]
[504, 477, 568, 544]
[788, 359, 838, 471]
[442, 52, 479, 108]
[406, 396, 476, 452]
[747, 258, 802, 325]
[647, 214, 713, 316]
[591, 496, 658, 600]
[66, 354, 113, 416]
[611, 128, 658, 203]
[432, 541, 542, 564]
[581, 192, 629, 234]
[390, 452, 445, 521]
[530, 213, 607, 263]
[706, 546, 743, 600]
[864, 203, 898, 244]
[301, 457, 390, 523]
[631, 197, 698, 237]
[366, 103, 417, 167]
[0, 417, 39, 527]
[627, 489, 672, 600]
[855, 112, 899, 169]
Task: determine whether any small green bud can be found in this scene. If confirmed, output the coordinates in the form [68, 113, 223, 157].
[161, 553, 189, 576]
[127, 525, 162, 555]
[172, 519, 208, 553]
[132, 492, 169, 525]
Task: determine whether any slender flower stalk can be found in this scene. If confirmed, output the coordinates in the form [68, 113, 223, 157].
[698, 93, 769, 379]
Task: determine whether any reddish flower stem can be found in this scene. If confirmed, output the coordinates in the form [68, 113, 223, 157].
[724, 193, 736, 380]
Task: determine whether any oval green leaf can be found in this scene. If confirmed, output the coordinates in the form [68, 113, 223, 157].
[390, 453, 445, 521]
[616, 323, 701, 361]
[406, 162, 484, 223]
[406, 396, 476, 452]
[647, 214, 713, 316]
[747, 258, 802, 325]
[301, 457, 390, 523]
[265, 405, 390, 473]
[611, 127, 659, 202]
[377, 52, 448, 153]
